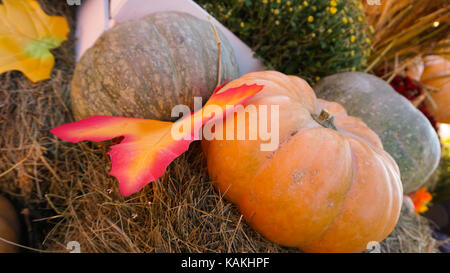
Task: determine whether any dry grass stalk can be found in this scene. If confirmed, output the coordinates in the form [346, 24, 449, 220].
[363, 0, 450, 71]
[380, 206, 439, 253]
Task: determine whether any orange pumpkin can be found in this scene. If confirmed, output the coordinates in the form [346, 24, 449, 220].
[0, 195, 20, 253]
[202, 71, 403, 253]
[421, 55, 450, 124]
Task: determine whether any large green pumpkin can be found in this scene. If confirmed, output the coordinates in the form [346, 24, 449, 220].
[314, 72, 440, 193]
[71, 11, 239, 121]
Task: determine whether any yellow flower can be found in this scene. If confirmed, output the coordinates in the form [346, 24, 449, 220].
[262, 0, 268, 4]
[275, 20, 280, 25]
[329, 7, 337, 14]
[303, 1, 308, 7]
[357, 16, 363, 22]
[312, 6, 317, 11]
[351, 67, 356, 71]
[330, 0, 337, 7]
[311, 33, 316, 38]
[240, 22, 245, 28]
[350, 50, 354, 56]
[349, 29, 354, 34]
[286, 1, 291, 6]
[315, 76, 320, 81]
[276, 0, 281, 4]
[289, 7, 293, 12]
[273, 9, 280, 15]
[342, 17, 348, 24]
[307, 16, 314, 23]
[369, 25, 375, 34]
[327, 28, 332, 33]
[297, 5, 302, 10]
[350, 35, 356, 43]
[366, 38, 371, 44]
[349, 18, 354, 24]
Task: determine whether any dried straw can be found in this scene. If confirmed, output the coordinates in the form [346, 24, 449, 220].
[364, 0, 450, 72]
[380, 206, 438, 253]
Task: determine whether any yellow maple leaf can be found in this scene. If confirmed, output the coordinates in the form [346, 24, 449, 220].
[0, 0, 69, 82]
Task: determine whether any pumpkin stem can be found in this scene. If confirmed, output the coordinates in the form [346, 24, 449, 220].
[312, 109, 337, 130]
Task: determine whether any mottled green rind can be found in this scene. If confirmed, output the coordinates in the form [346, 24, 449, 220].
[314, 72, 440, 193]
[71, 11, 239, 121]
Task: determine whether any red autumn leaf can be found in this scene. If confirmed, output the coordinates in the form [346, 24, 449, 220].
[408, 187, 433, 213]
[51, 83, 263, 196]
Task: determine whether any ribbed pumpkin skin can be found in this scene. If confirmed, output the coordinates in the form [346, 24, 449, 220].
[202, 71, 402, 253]
[421, 55, 450, 123]
[314, 72, 440, 194]
[71, 12, 239, 121]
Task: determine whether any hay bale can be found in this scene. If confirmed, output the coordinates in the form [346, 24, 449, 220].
[0, 0, 77, 250]
[379, 206, 439, 253]
[0, 0, 441, 253]
[42, 144, 294, 252]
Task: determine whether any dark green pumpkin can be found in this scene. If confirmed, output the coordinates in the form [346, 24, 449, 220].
[314, 72, 440, 193]
[71, 11, 239, 121]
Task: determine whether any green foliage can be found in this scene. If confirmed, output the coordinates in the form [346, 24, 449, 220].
[433, 139, 450, 203]
[196, 0, 372, 84]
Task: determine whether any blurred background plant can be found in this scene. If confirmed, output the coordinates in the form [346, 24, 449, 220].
[431, 138, 450, 204]
[196, 0, 372, 84]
